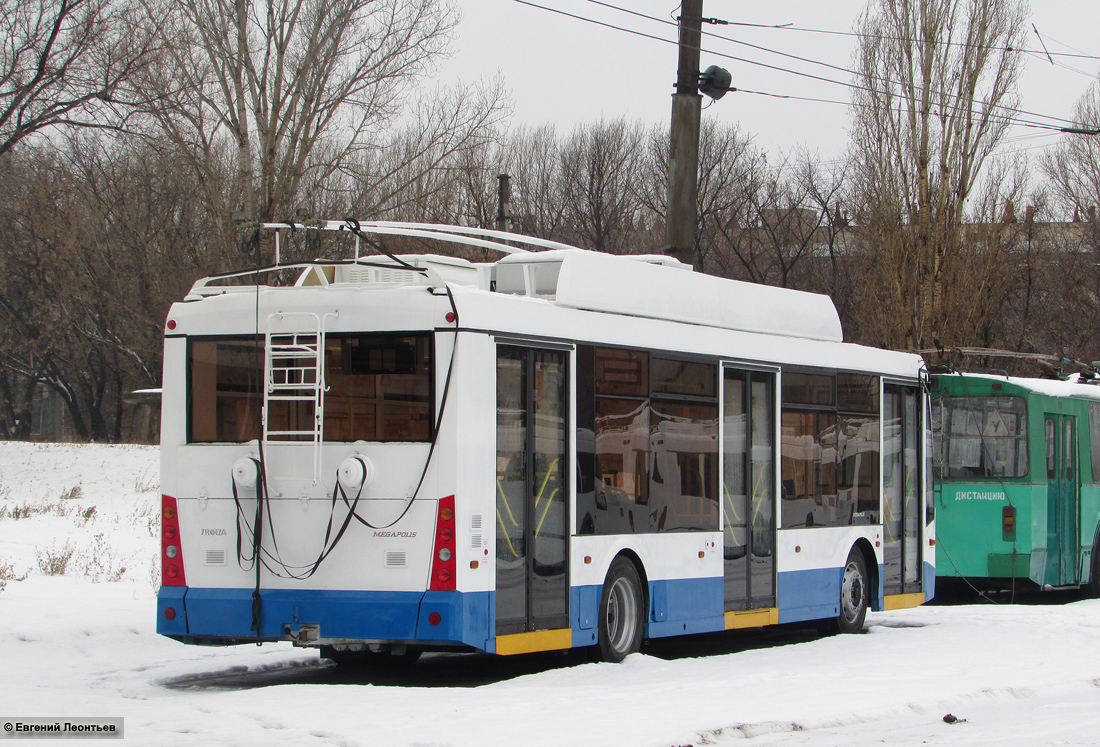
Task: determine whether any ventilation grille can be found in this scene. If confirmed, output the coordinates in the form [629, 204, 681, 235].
[342, 266, 425, 286]
[385, 551, 407, 568]
[205, 549, 227, 566]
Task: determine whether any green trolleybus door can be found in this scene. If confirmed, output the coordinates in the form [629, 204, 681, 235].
[1045, 414, 1079, 586]
[496, 345, 570, 636]
[721, 366, 776, 611]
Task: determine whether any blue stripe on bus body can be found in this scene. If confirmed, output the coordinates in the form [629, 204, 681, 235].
[646, 577, 725, 638]
[158, 586, 188, 637]
[776, 567, 842, 624]
[156, 587, 492, 650]
[570, 577, 728, 643]
[924, 561, 936, 601]
[571, 585, 600, 647]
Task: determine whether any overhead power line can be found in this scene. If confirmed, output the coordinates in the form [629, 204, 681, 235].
[658, 9, 1100, 62]
[515, 0, 1082, 138]
[587, 0, 1081, 131]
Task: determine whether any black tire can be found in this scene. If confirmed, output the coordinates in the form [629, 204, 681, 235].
[597, 557, 645, 662]
[320, 645, 422, 669]
[835, 548, 869, 634]
[1089, 535, 1100, 598]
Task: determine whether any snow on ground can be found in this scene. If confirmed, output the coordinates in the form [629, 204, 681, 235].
[2, 442, 1100, 746]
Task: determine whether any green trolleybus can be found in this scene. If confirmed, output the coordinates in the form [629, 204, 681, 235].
[931, 372, 1100, 594]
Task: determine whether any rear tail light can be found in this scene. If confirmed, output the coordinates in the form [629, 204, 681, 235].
[429, 496, 456, 591]
[162, 495, 186, 587]
[1002, 505, 1016, 538]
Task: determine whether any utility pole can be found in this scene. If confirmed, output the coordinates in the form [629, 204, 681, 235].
[496, 173, 512, 233]
[665, 0, 703, 269]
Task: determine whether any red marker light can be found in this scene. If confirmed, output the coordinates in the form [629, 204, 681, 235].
[445, 312, 456, 323]
[429, 612, 441, 626]
[164, 607, 176, 621]
[167, 319, 176, 330]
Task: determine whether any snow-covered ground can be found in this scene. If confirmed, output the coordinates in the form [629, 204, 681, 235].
[2, 441, 1100, 746]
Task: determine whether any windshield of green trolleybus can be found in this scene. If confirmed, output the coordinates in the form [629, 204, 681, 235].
[933, 395, 1029, 479]
[187, 334, 432, 443]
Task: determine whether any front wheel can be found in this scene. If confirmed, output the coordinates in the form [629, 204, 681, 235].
[597, 557, 644, 662]
[835, 549, 869, 634]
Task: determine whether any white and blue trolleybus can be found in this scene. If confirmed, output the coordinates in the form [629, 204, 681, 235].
[157, 221, 935, 663]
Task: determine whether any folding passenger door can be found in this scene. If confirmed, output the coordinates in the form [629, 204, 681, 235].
[884, 384, 923, 595]
[1045, 414, 1079, 586]
[495, 344, 570, 635]
[721, 365, 777, 611]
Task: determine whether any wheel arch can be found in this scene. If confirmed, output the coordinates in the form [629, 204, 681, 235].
[607, 548, 649, 624]
[851, 537, 880, 611]
[1088, 521, 1100, 596]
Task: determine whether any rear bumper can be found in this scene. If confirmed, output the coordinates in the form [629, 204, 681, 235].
[157, 586, 492, 651]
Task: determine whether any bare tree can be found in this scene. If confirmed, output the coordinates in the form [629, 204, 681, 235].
[712, 151, 833, 289]
[0, 135, 213, 441]
[139, 0, 506, 257]
[639, 120, 760, 271]
[507, 125, 566, 240]
[1044, 82, 1100, 218]
[0, 0, 158, 155]
[558, 118, 644, 253]
[848, 0, 1027, 349]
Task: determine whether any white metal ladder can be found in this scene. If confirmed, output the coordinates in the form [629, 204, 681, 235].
[263, 311, 334, 484]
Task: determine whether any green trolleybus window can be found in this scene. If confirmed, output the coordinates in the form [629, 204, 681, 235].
[933, 395, 1029, 479]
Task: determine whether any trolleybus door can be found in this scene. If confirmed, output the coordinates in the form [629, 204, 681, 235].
[884, 384, 923, 594]
[495, 344, 570, 636]
[1045, 414, 1079, 586]
[721, 366, 776, 611]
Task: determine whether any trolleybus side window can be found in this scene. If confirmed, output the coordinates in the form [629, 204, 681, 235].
[187, 333, 432, 443]
[577, 345, 718, 534]
[1089, 402, 1100, 484]
[780, 370, 880, 528]
[933, 396, 1028, 479]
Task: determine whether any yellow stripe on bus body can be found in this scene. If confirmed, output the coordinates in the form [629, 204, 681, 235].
[495, 628, 573, 655]
[724, 607, 779, 630]
[883, 592, 925, 610]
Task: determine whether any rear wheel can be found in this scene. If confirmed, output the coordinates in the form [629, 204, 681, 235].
[1089, 535, 1100, 598]
[598, 557, 644, 662]
[835, 549, 869, 634]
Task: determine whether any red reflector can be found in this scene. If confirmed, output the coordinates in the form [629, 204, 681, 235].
[445, 312, 456, 323]
[429, 612, 441, 626]
[164, 607, 176, 621]
[167, 319, 177, 330]
[161, 496, 186, 587]
[429, 496, 457, 591]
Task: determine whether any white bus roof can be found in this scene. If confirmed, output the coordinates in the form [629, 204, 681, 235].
[185, 222, 843, 342]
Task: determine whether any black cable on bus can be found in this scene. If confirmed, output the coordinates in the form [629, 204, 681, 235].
[229, 281, 462, 578]
[337, 282, 461, 530]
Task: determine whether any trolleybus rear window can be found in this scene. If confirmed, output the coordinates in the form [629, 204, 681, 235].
[933, 395, 1028, 479]
[188, 334, 432, 443]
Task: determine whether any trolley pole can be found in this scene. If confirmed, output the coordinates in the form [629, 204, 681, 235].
[665, 0, 703, 269]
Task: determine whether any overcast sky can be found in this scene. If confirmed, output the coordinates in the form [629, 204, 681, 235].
[436, 0, 1100, 162]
